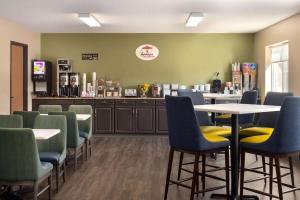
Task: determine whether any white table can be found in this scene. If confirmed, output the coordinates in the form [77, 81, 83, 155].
[203, 93, 242, 101]
[202, 93, 242, 123]
[40, 114, 91, 121]
[75, 114, 91, 121]
[194, 103, 281, 200]
[32, 129, 61, 140]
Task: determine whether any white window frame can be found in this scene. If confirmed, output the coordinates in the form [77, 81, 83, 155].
[265, 41, 289, 94]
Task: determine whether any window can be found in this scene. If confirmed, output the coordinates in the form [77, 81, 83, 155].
[265, 42, 289, 93]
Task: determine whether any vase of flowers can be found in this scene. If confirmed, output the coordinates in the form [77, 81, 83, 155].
[139, 83, 150, 98]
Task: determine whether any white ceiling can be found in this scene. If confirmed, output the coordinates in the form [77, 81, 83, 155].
[0, 0, 300, 33]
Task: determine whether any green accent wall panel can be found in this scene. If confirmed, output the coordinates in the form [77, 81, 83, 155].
[41, 33, 254, 89]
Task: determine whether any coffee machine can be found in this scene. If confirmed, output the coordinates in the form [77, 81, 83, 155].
[32, 60, 52, 96]
[211, 72, 222, 93]
[59, 73, 69, 96]
[57, 58, 72, 96]
[69, 72, 80, 97]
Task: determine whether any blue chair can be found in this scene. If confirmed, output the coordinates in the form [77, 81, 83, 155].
[240, 92, 294, 183]
[215, 90, 258, 126]
[163, 96, 230, 200]
[178, 90, 212, 126]
[240, 97, 300, 200]
[178, 90, 232, 136]
[177, 90, 231, 179]
[240, 92, 293, 137]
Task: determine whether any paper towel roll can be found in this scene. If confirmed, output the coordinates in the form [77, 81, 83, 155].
[82, 73, 87, 92]
[92, 72, 97, 87]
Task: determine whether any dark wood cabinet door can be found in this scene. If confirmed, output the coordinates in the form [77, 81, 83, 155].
[115, 106, 135, 133]
[94, 107, 114, 134]
[156, 106, 168, 134]
[135, 106, 155, 133]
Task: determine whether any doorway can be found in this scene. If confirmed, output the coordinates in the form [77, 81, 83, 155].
[10, 41, 28, 113]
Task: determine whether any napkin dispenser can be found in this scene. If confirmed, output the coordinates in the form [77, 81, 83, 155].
[124, 89, 137, 97]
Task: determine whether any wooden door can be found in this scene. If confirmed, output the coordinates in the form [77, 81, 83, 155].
[156, 106, 168, 134]
[95, 107, 114, 134]
[135, 106, 155, 133]
[11, 44, 24, 113]
[115, 106, 135, 133]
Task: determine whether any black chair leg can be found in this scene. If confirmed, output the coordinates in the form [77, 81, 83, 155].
[202, 155, 206, 197]
[288, 157, 295, 187]
[164, 149, 174, 200]
[85, 141, 88, 161]
[55, 164, 59, 193]
[33, 182, 38, 200]
[262, 156, 267, 184]
[240, 150, 246, 198]
[74, 148, 78, 170]
[275, 156, 283, 200]
[225, 148, 230, 200]
[63, 161, 66, 183]
[269, 157, 273, 200]
[190, 153, 199, 200]
[89, 139, 92, 157]
[48, 174, 52, 200]
[81, 146, 85, 162]
[177, 152, 184, 180]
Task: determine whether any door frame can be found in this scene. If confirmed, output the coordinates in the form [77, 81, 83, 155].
[10, 41, 28, 113]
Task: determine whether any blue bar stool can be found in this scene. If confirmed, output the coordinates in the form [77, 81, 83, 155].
[163, 96, 230, 200]
[240, 97, 300, 200]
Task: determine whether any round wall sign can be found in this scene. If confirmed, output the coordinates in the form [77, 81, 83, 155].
[135, 44, 159, 61]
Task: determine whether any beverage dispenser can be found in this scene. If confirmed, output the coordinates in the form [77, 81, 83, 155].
[59, 73, 69, 96]
[32, 60, 52, 96]
[69, 72, 80, 97]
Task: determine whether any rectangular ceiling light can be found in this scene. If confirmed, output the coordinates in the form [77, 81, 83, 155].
[186, 12, 204, 27]
[78, 13, 101, 27]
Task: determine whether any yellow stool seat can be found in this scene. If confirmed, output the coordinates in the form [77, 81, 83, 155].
[203, 134, 230, 143]
[240, 134, 272, 144]
[200, 126, 231, 136]
[239, 127, 274, 137]
[216, 114, 231, 119]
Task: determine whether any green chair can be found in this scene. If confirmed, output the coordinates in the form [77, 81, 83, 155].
[0, 128, 53, 200]
[13, 111, 40, 128]
[0, 115, 23, 128]
[49, 112, 84, 169]
[38, 105, 62, 114]
[68, 105, 93, 159]
[34, 115, 67, 193]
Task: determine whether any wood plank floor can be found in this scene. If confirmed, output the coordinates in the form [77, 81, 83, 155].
[5, 135, 300, 200]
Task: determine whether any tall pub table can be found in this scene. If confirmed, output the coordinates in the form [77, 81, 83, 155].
[203, 93, 242, 124]
[194, 103, 280, 200]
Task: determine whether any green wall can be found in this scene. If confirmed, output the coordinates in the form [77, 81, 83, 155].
[41, 33, 254, 89]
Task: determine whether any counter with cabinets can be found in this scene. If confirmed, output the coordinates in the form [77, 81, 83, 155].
[32, 97, 168, 134]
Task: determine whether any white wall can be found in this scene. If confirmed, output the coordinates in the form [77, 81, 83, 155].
[0, 18, 40, 114]
[254, 14, 300, 97]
